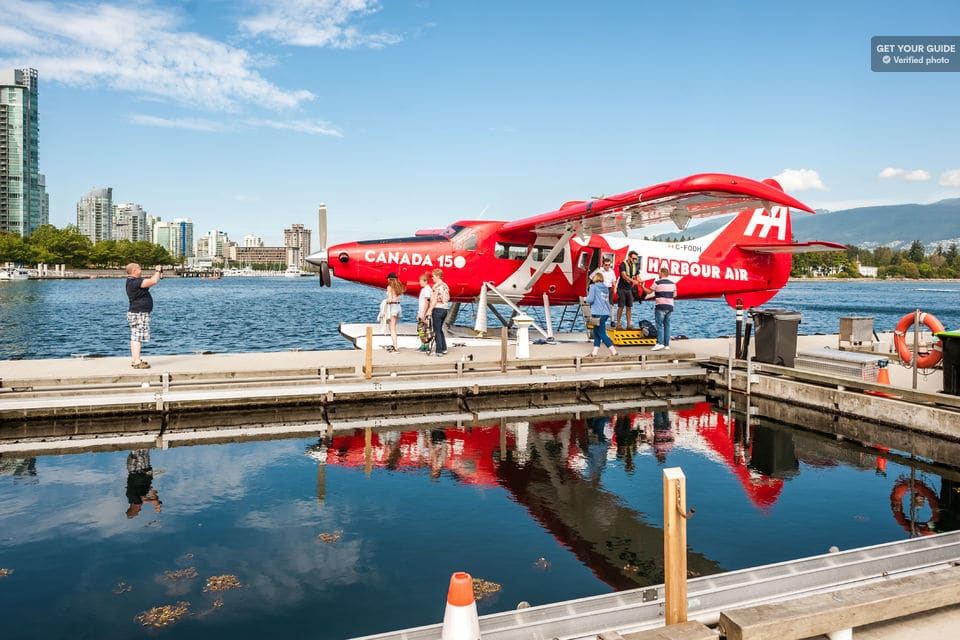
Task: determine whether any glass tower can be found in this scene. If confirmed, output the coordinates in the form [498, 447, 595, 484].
[77, 187, 114, 243]
[0, 68, 40, 237]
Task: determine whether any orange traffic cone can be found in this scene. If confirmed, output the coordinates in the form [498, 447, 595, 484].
[866, 366, 896, 398]
[877, 367, 890, 386]
[441, 572, 480, 640]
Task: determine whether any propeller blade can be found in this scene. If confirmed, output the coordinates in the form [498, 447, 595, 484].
[318, 203, 327, 252]
[320, 261, 331, 287]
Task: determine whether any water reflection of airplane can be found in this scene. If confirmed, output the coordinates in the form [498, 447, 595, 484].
[310, 402, 797, 587]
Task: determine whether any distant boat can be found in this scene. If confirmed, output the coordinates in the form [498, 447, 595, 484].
[284, 266, 310, 277]
[0, 266, 30, 281]
[223, 266, 256, 277]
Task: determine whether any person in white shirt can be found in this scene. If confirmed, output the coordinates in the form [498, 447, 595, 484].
[591, 257, 617, 304]
[416, 272, 433, 352]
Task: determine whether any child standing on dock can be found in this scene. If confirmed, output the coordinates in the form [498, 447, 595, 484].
[125, 263, 162, 369]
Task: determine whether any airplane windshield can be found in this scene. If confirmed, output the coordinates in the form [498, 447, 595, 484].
[440, 225, 465, 239]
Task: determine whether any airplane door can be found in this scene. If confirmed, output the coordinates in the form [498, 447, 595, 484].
[579, 248, 601, 293]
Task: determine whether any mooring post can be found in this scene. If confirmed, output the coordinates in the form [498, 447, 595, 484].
[663, 467, 690, 625]
[912, 308, 920, 390]
[365, 326, 373, 380]
[728, 340, 734, 391]
[500, 326, 508, 373]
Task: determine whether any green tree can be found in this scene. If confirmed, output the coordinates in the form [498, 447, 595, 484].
[873, 246, 894, 267]
[907, 240, 925, 263]
[89, 239, 119, 267]
[0, 231, 29, 264]
[946, 243, 959, 269]
[26, 225, 93, 267]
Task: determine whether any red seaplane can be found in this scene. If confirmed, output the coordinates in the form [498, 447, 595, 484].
[305, 173, 843, 333]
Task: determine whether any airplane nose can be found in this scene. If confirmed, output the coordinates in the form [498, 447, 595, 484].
[305, 249, 327, 266]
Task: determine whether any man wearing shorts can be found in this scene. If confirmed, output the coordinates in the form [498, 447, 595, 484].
[615, 251, 641, 330]
[125, 263, 162, 369]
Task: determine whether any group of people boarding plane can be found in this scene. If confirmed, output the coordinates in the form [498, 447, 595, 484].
[585, 251, 676, 357]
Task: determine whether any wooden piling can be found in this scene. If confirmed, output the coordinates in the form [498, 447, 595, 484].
[365, 326, 373, 380]
[501, 326, 508, 373]
[663, 467, 689, 625]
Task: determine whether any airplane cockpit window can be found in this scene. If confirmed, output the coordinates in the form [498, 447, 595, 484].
[531, 245, 565, 263]
[440, 225, 465, 239]
[495, 242, 529, 260]
[452, 227, 478, 251]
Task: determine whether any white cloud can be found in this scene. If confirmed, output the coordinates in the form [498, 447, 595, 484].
[878, 167, 931, 181]
[773, 168, 827, 191]
[939, 169, 960, 187]
[129, 114, 224, 132]
[243, 118, 343, 137]
[0, 0, 315, 112]
[240, 0, 402, 48]
[129, 113, 342, 136]
[0, 24, 40, 47]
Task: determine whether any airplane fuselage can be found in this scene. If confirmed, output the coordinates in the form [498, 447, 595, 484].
[323, 205, 793, 308]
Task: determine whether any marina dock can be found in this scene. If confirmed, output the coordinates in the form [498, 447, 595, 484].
[2, 332, 959, 639]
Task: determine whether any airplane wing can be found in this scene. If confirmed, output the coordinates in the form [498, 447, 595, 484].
[740, 241, 847, 254]
[499, 173, 815, 237]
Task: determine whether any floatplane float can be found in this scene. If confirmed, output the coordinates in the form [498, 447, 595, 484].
[305, 173, 843, 349]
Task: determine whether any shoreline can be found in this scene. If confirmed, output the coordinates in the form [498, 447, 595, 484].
[788, 276, 959, 283]
[17, 270, 960, 283]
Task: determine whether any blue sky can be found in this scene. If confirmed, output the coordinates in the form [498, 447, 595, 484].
[2, 0, 959, 245]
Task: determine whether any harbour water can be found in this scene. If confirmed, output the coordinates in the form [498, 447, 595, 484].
[1, 402, 956, 639]
[1, 277, 959, 638]
[0, 277, 958, 359]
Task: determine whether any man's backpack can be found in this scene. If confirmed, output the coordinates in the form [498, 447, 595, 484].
[639, 319, 657, 339]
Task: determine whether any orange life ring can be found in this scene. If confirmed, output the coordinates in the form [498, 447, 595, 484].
[893, 311, 944, 368]
[890, 478, 940, 536]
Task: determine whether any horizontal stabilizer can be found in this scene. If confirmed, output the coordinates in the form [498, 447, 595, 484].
[739, 241, 846, 254]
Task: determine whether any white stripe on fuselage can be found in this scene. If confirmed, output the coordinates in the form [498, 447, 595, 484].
[575, 217, 750, 288]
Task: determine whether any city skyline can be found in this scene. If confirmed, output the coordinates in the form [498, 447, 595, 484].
[1, 1, 958, 246]
[72, 182, 308, 257]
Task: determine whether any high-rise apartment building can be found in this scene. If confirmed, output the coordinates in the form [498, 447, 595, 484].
[153, 218, 194, 258]
[77, 187, 113, 244]
[0, 68, 41, 237]
[145, 214, 161, 243]
[199, 229, 229, 258]
[284, 223, 311, 268]
[113, 203, 147, 242]
[38, 173, 48, 226]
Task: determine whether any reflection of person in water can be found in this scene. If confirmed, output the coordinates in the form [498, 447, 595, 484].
[125, 449, 161, 519]
[613, 414, 639, 473]
[652, 411, 675, 464]
[586, 416, 613, 480]
[429, 430, 448, 480]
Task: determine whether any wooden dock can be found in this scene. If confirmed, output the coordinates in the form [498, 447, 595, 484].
[2, 334, 960, 639]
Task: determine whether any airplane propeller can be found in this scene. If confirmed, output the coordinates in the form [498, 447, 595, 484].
[316, 203, 331, 287]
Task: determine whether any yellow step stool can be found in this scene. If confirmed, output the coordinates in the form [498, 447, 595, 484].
[606, 328, 657, 346]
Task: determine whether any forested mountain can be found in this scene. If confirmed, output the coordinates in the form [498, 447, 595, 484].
[658, 198, 960, 250]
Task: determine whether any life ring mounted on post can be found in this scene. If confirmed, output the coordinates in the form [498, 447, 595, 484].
[893, 311, 944, 369]
[889, 478, 940, 536]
